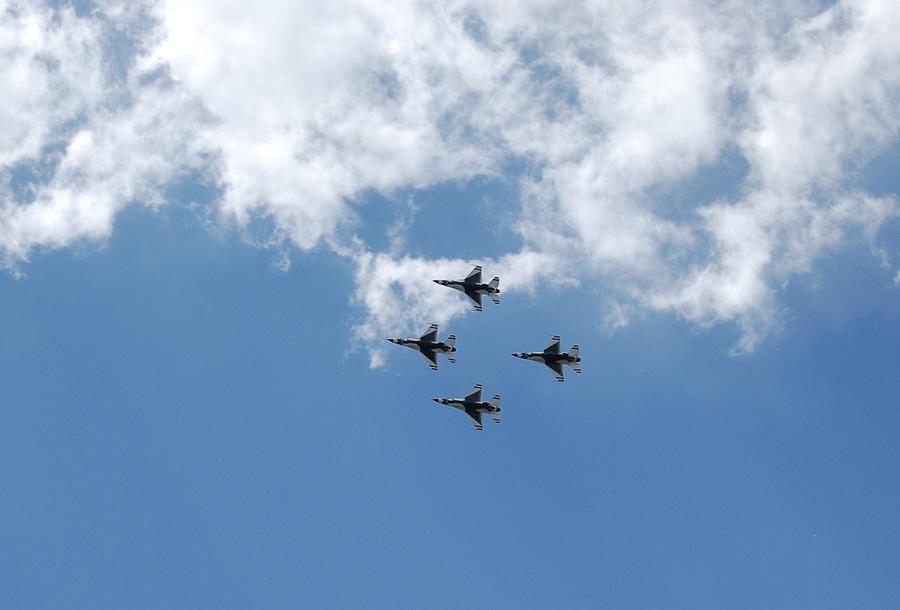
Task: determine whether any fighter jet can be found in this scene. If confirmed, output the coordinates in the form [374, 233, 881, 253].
[433, 265, 500, 312]
[386, 323, 457, 371]
[432, 383, 501, 431]
[512, 335, 581, 382]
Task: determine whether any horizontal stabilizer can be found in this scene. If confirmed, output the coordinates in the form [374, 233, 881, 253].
[488, 276, 500, 289]
[571, 361, 582, 373]
[569, 345, 579, 358]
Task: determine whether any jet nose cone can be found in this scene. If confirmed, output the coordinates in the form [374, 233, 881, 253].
[512, 353, 520, 358]
[432, 398, 441, 403]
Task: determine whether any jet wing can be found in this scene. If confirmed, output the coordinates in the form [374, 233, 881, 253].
[464, 265, 482, 284]
[465, 407, 484, 431]
[543, 335, 561, 354]
[422, 349, 439, 371]
[465, 290, 483, 312]
[464, 384, 483, 403]
[419, 323, 438, 343]
[545, 361, 565, 382]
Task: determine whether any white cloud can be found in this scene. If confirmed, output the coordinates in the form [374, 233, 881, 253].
[0, 1, 103, 167]
[0, 1, 206, 266]
[151, 0, 508, 249]
[2, 0, 899, 361]
[1, 80, 208, 264]
[741, 0, 900, 193]
[646, 0, 900, 349]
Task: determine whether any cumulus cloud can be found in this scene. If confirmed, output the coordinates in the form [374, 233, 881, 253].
[0, 0, 102, 168]
[151, 0, 509, 249]
[2, 0, 899, 361]
[646, 0, 900, 349]
[0, 0, 206, 266]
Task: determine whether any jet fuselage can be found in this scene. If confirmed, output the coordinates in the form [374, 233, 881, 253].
[432, 397, 500, 415]
[388, 338, 455, 354]
[514, 352, 581, 364]
[434, 279, 499, 297]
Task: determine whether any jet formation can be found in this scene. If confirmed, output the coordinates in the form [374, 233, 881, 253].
[388, 264, 584, 430]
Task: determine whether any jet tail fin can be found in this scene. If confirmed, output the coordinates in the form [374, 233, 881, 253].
[488, 276, 500, 289]
[490, 292, 501, 304]
[571, 361, 582, 374]
[444, 335, 457, 363]
[490, 394, 501, 423]
[491, 394, 500, 424]
[569, 345, 580, 358]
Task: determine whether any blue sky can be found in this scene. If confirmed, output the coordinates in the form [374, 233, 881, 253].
[2, 1, 900, 609]
[2, 166, 899, 609]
